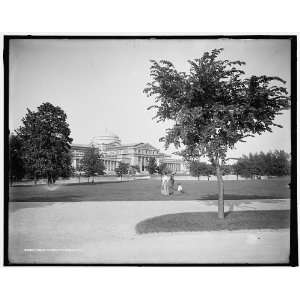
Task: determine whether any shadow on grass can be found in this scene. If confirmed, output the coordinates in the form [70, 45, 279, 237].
[198, 194, 283, 200]
[9, 195, 83, 202]
[136, 210, 290, 234]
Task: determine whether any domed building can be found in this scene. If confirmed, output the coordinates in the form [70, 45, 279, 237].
[91, 130, 121, 151]
[71, 130, 188, 174]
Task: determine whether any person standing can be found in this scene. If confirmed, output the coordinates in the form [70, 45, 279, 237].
[169, 173, 175, 194]
[161, 173, 170, 195]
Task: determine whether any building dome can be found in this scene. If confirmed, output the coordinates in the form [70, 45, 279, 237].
[91, 129, 121, 150]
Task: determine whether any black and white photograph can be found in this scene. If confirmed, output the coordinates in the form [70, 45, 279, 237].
[4, 36, 297, 265]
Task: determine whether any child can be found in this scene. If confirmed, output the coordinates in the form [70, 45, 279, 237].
[177, 183, 184, 193]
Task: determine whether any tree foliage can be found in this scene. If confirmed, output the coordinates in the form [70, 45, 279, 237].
[147, 157, 158, 174]
[81, 145, 105, 182]
[232, 150, 290, 178]
[115, 162, 129, 179]
[144, 48, 290, 218]
[9, 133, 26, 184]
[17, 102, 73, 184]
[129, 165, 140, 175]
[189, 161, 214, 180]
[157, 162, 171, 176]
[144, 49, 289, 162]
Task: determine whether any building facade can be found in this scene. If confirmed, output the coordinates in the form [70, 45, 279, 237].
[71, 130, 188, 174]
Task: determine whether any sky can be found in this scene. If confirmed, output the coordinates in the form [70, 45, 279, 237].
[9, 38, 291, 159]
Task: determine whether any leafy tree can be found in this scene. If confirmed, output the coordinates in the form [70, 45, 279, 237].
[115, 162, 129, 180]
[262, 150, 290, 176]
[232, 159, 245, 180]
[157, 162, 171, 178]
[222, 164, 232, 176]
[76, 163, 84, 183]
[189, 161, 214, 180]
[81, 145, 105, 183]
[130, 165, 140, 175]
[9, 134, 26, 185]
[146, 157, 158, 175]
[189, 161, 202, 180]
[232, 150, 290, 179]
[271, 150, 290, 176]
[17, 102, 73, 184]
[144, 48, 290, 218]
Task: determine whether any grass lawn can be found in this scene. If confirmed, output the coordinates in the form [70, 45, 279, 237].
[136, 210, 290, 234]
[9, 177, 290, 202]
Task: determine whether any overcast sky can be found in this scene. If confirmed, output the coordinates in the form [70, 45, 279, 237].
[9, 38, 291, 158]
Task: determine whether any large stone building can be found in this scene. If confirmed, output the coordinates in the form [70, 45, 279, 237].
[71, 130, 188, 174]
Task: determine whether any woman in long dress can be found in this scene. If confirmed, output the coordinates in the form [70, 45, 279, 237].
[161, 174, 170, 195]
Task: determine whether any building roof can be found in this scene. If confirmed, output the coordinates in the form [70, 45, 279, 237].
[71, 143, 89, 148]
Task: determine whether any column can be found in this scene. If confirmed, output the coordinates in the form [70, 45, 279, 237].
[139, 157, 143, 172]
[73, 158, 77, 170]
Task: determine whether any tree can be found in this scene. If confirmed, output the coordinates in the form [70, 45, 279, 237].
[232, 150, 290, 179]
[147, 157, 158, 175]
[232, 159, 245, 180]
[115, 162, 129, 180]
[9, 134, 26, 185]
[157, 162, 171, 178]
[271, 150, 290, 176]
[144, 48, 290, 218]
[189, 161, 213, 180]
[130, 165, 140, 175]
[17, 102, 73, 184]
[81, 145, 105, 183]
[263, 150, 290, 176]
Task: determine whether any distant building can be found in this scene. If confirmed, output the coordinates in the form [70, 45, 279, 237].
[71, 130, 188, 174]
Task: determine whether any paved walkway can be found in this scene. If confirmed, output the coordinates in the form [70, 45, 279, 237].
[9, 199, 290, 264]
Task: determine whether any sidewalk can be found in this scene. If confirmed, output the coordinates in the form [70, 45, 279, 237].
[9, 199, 290, 264]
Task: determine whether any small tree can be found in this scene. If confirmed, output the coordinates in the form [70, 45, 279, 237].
[232, 160, 244, 180]
[81, 145, 105, 183]
[132, 165, 140, 173]
[190, 161, 214, 180]
[147, 157, 158, 175]
[17, 102, 73, 184]
[115, 162, 129, 180]
[272, 150, 290, 176]
[144, 48, 290, 218]
[157, 162, 170, 178]
[129, 165, 140, 175]
[76, 164, 84, 183]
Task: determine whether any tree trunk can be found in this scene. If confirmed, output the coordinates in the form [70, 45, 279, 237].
[207, 176, 209, 181]
[216, 164, 224, 219]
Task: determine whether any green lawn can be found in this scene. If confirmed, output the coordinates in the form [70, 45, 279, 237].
[9, 177, 290, 202]
[136, 210, 290, 234]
